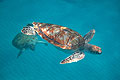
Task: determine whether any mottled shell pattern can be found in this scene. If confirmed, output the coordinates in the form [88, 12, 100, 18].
[32, 22, 85, 50]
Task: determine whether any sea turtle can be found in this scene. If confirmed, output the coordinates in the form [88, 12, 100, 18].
[12, 32, 47, 58]
[21, 22, 102, 64]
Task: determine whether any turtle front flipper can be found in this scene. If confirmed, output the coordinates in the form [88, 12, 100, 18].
[60, 51, 85, 64]
[83, 29, 95, 43]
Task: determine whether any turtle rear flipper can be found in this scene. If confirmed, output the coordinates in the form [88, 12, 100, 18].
[83, 29, 95, 43]
[21, 26, 36, 35]
[60, 51, 85, 64]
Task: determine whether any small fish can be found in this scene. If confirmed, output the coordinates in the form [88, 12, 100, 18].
[12, 32, 47, 58]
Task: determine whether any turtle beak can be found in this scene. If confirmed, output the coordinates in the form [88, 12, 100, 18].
[96, 46, 102, 54]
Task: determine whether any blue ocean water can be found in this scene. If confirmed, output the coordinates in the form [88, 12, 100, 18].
[0, 0, 120, 80]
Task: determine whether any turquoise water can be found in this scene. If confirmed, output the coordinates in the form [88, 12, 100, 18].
[0, 0, 120, 80]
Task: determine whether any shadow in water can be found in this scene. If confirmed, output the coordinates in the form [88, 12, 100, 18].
[0, 0, 3, 2]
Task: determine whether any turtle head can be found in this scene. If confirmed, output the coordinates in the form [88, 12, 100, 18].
[21, 24, 36, 35]
[90, 45, 102, 54]
[84, 43, 102, 54]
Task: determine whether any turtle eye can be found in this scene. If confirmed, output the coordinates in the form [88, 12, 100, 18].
[34, 28, 37, 30]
